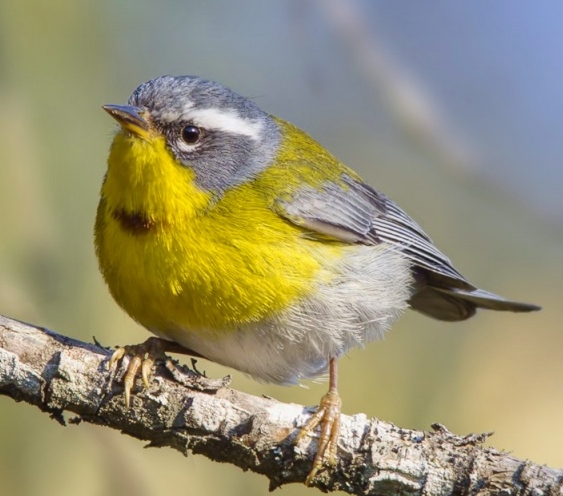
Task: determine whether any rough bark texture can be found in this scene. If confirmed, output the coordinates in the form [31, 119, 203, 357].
[0, 314, 561, 494]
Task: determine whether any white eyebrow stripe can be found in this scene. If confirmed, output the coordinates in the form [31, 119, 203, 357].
[187, 108, 263, 140]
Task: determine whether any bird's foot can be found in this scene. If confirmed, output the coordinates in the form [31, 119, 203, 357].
[295, 389, 342, 485]
[108, 337, 171, 407]
[108, 337, 205, 407]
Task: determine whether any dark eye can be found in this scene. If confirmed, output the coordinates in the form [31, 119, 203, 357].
[181, 125, 201, 144]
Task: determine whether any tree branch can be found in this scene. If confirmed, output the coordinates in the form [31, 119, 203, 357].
[0, 314, 560, 494]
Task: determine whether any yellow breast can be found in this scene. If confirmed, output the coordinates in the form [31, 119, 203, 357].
[94, 131, 330, 336]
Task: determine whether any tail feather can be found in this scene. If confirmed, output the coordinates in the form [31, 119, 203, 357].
[438, 287, 541, 312]
[409, 286, 541, 322]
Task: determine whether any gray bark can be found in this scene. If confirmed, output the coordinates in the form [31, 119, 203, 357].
[0, 314, 561, 494]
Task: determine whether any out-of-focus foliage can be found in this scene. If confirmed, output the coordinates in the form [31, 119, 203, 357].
[0, 1, 561, 495]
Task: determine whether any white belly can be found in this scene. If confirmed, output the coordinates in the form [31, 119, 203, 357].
[157, 244, 413, 385]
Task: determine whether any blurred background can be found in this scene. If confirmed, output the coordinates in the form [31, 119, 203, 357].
[1, 1, 562, 495]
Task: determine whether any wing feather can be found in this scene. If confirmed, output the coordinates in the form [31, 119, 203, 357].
[270, 134, 539, 319]
[275, 173, 469, 287]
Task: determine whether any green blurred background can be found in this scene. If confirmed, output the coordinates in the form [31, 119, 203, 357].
[1, 1, 562, 495]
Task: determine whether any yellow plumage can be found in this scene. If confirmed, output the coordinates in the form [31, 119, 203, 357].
[95, 122, 349, 336]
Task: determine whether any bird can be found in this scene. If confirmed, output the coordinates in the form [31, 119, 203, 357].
[95, 75, 540, 485]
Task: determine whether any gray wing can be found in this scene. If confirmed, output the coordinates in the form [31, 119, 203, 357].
[275, 174, 540, 320]
[276, 174, 468, 286]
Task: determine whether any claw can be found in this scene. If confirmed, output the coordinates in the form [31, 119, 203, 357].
[109, 347, 125, 369]
[106, 337, 167, 407]
[106, 337, 203, 407]
[141, 356, 154, 389]
[295, 357, 342, 485]
[298, 389, 342, 485]
[123, 354, 142, 407]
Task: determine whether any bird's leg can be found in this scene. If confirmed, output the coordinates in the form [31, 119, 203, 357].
[295, 357, 342, 485]
[108, 337, 203, 407]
